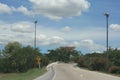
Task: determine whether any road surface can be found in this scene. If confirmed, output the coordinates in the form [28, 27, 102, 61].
[53, 63, 120, 80]
[34, 63, 120, 80]
[34, 65, 55, 80]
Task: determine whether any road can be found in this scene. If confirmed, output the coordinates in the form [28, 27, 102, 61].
[34, 66, 55, 80]
[53, 63, 120, 80]
[34, 63, 120, 80]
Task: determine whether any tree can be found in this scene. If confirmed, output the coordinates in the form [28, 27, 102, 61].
[9, 45, 41, 72]
[108, 48, 120, 66]
[3, 41, 22, 57]
[47, 49, 59, 62]
[0, 42, 43, 73]
[47, 46, 80, 63]
[56, 46, 80, 62]
[0, 50, 2, 58]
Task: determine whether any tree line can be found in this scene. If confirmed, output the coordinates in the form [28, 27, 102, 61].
[0, 42, 49, 73]
[77, 48, 120, 74]
[0, 41, 120, 74]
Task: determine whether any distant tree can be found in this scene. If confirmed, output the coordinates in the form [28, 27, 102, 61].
[9, 45, 41, 72]
[0, 50, 1, 58]
[108, 48, 120, 66]
[40, 55, 49, 67]
[47, 49, 59, 62]
[3, 41, 22, 57]
[47, 46, 80, 63]
[0, 42, 43, 73]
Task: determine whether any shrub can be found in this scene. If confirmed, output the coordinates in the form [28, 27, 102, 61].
[89, 57, 109, 71]
[40, 56, 49, 67]
[108, 66, 120, 73]
[77, 58, 85, 67]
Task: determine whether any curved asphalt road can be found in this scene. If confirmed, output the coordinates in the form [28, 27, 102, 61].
[34, 63, 120, 80]
[53, 63, 120, 80]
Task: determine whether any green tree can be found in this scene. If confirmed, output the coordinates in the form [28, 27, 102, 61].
[47, 49, 59, 62]
[10, 45, 41, 72]
[0, 42, 43, 73]
[47, 46, 80, 63]
[3, 41, 22, 57]
[108, 48, 120, 66]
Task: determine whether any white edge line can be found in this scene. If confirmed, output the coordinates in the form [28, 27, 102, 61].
[52, 65, 56, 80]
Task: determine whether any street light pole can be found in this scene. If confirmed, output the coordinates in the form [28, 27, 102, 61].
[34, 21, 37, 49]
[104, 13, 109, 53]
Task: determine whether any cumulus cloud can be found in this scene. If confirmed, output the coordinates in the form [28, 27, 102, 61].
[70, 39, 105, 52]
[14, 6, 32, 15]
[0, 3, 31, 16]
[0, 3, 12, 14]
[49, 36, 65, 45]
[37, 34, 47, 41]
[1, 20, 118, 53]
[0, 0, 90, 20]
[36, 35, 65, 46]
[11, 22, 34, 33]
[110, 24, 120, 31]
[0, 21, 66, 46]
[29, 0, 90, 20]
[61, 26, 71, 32]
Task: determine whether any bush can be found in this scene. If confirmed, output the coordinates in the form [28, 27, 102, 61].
[0, 45, 43, 73]
[108, 66, 120, 73]
[89, 57, 109, 71]
[40, 56, 49, 67]
[77, 58, 85, 67]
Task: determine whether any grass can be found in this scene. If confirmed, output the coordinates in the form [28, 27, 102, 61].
[0, 67, 47, 80]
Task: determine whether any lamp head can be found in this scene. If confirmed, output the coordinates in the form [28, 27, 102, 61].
[104, 13, 109, 17]
[35, 21, 37, 24]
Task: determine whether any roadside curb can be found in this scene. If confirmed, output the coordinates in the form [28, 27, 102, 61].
[34, 62, 58, 80]
[46, 62, 58, 71]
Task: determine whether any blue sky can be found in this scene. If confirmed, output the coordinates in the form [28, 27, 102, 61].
[0, 0, 120, 53]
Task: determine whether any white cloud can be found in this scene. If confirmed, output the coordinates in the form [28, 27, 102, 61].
[80, 39, 105, 52]
[70, 39, 105, 52]
[49, 36, 65, 45]
[0, 3, 12, 14]
[0, 3, 32, 16]
[29, 0, 90, 20]
[37, 34, 47, 41]
[61, 26, 71, 32]
[11, 22, 34, 33]
[0, 0, 90, 20]
[110, 24, 120, 31]
[15, 6, 32, 15]
[36, 35, 65, 46]
[81, 39, 94, 44]
[0, 21, 34, 45]
[0, 20, 120, 53]
[0, 21, 66, 46]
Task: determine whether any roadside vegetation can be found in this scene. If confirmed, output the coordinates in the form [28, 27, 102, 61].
[0, 41, 120, 79]
[0, 42, 48, 73]
[76, 48, 120, 74]
[0, 68, 46, 80]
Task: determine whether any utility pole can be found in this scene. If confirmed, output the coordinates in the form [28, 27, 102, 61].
[104, 13, 109, 52]
[34, 21, 37, 49]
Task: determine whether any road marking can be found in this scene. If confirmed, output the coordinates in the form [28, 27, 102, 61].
[52, 64, 56, 80]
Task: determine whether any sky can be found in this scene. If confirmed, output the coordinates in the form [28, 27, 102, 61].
[0, 0, 120, 53]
